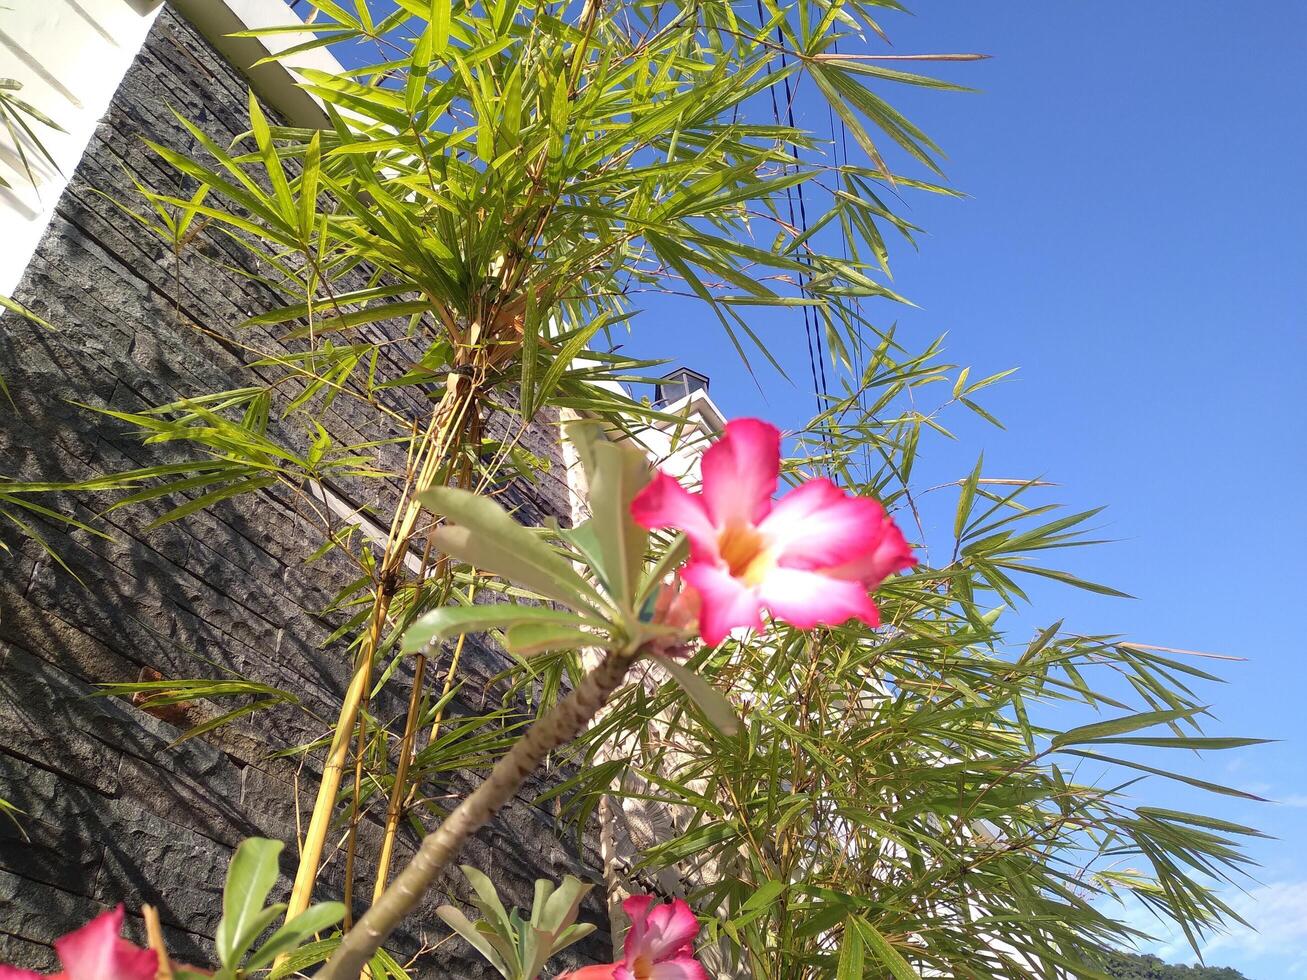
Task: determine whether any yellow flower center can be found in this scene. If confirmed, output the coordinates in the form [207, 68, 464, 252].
[717, 522, 773, 586]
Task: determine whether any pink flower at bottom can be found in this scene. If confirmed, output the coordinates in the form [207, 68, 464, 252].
[631, 418, 915, 646]
[560, 896, 707, 980]
[0, 905, 158, 980]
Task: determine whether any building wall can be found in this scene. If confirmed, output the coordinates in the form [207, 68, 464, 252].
[0, 7, 608, 974]
[0, 0, 163, 296]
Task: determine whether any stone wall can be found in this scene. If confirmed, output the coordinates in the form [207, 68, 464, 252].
[0, 7, 607, 974]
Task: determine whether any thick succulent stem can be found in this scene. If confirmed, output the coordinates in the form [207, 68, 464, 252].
[316, 648, 639, 980]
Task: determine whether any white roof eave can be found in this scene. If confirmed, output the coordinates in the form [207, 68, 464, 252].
[169, 0, 347, 129]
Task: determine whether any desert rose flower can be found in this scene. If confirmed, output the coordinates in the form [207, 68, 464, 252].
[631, 418, 914, 646]
[0, 905, 157, 980]
[560, 896, 707, 980]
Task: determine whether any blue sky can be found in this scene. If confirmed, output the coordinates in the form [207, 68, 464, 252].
[613, 3, 1306, 975]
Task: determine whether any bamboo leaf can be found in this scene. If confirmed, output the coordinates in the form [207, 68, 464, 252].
[855, 918, 921, 980]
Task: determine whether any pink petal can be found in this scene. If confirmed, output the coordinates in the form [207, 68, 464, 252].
[822, 511, 915, 586]
[681, 562, 764, 646]
[699, 419, 779, 528]
[639, 900, 699, 962]
[630, 472, 719, 560]
[757, 568, 880, 631]
[620, 895, 655, 964]
[758, 479, 890, 570]
[560, 966, 620, 980]
[648, 958, 711, 980]
[0, 968, 45, 979]
[621, 895, 656, 922]
[55, 906, 157, 980]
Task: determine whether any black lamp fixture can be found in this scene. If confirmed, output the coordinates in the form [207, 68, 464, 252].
[655, 367, 710, 405]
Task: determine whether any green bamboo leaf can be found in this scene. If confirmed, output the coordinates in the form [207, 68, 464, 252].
[247, 91, 296, 224]
[1086, 735, 1268, 750]
[836, 917, 864, 980]
[298, 130, 321, 237]
[432, 0, 451, 54]
[144, 476, 279, 531]
[1063, 749, 1269, 800]
[266, 937, 338, 980]
[855, 918, 921, 980]
[1052, 706, 1205, 748]
[168, 699, 284, 748]
[245, 902, 346, 970]
[0, 293, 55, 330]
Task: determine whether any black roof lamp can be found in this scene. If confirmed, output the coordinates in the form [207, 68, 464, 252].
[655, 367, 710, 405]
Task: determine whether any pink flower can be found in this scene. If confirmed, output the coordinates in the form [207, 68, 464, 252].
[631, 418, 914, 646]
[560, 896, 707, 980]
[0, 906, 158, 980]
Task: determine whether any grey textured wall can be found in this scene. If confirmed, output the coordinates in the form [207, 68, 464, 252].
[0, 8, 607, 974]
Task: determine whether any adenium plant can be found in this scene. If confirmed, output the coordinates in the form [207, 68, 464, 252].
[434, 866, 598, 980]
[316, 418, 911, 977]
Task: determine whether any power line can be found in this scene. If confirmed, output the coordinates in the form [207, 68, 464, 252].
[754, 0, 826, 433]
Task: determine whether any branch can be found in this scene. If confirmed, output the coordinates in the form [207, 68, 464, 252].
[316, 647, 641, 980]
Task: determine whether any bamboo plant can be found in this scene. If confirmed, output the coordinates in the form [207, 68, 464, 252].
[0, 1, 1265, 978]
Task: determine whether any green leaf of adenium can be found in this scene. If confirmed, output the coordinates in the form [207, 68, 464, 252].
[435, 906, 510, 976]
[504, 621, 600, 657]
[563, 420, 651, 613]
[402, 604, 599, 654]
[658, 657, 741, 736]
[420, 486, 605, 612]
[215, 838, 283, 968]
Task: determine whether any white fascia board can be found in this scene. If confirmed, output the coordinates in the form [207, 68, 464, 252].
[0, 0, 345, 297]
[656, 389, 726, 437]
[169, 0, 347, 128]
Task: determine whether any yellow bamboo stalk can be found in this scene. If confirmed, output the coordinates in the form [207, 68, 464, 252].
[285, 370, 480, 924]
[370, 651, 426, 904]
[341, 707, 371, 929]
[372, 575, 474, 899]
[141, 904, 174, 980]
[427, 630, 468, 746]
